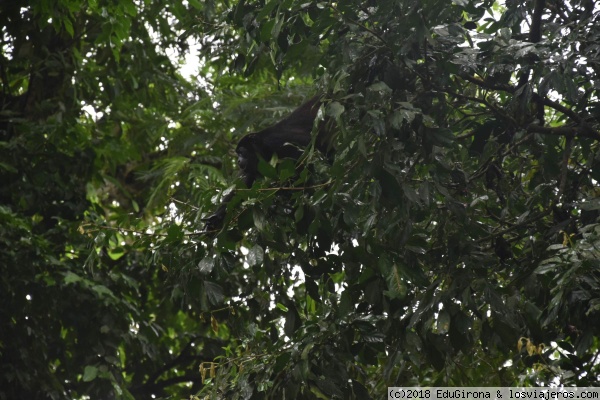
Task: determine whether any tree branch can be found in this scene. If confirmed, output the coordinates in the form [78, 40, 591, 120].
[526, 124, 600, 141]
[517, 0, 546, 87]
[458, 74, 600, 140]
[558, 136, 573, 198]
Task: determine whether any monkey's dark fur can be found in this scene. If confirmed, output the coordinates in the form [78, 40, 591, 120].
[204, 96, 334, 232]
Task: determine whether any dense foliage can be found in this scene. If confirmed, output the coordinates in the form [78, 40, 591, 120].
[1, 0, 600, 398]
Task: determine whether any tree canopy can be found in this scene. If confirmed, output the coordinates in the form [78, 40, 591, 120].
[1, 0, 600, 398]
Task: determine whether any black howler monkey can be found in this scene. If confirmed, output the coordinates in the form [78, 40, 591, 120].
[203, 95, 334, 232]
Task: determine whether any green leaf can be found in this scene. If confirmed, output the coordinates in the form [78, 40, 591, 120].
[257, 0, 279, 20]
[271, 15, 283, 39]
[198, 256, 215, 274]
[83, 366, 98, 382]
[63, 272, 82, 284]
[165, 224, 184, 244]
[257, 157, 277, 179]
[337, 291, 353, 317]
[577, 198, 600, 211]
[188, 0, 202, 10]
[402, 184, 421, 204]
[327, 101, 345, 118]
[368, 81, 392, 93]
[92, 285, 115, 299]
[204, 281, 224, 305]
[427, 127, 455, 147]
[63, 18, 74, 37]
[278, 159, 296, 181]
[107, 247, 125, 260]
[284, 305, 301, 336]
[247, 244, 264, 266]
[437, 310, 450, 334]
[121, 1, 137, 17]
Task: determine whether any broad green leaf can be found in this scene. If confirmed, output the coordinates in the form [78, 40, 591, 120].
[82, 366, 98, 382]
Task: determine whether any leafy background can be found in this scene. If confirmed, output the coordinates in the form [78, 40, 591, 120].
[1, 0, 600, 398]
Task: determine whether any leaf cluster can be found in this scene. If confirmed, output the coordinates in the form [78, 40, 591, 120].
[2, 0, 600, 398]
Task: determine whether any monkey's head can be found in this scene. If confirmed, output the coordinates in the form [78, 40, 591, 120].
[236, 133, 265, 173]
